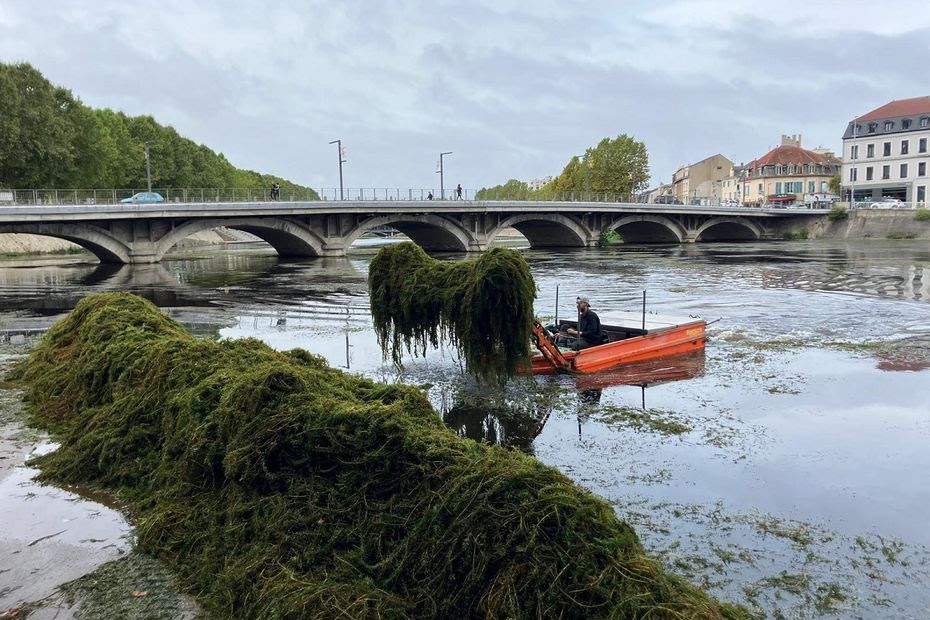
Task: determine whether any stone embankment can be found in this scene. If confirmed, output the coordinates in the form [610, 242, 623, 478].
[775, 210, 930, 240]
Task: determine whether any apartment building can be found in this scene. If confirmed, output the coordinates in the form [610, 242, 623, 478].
[842, 96, 930, 205]
[740, 135, 841, 205]
[671, 154, 733, 204]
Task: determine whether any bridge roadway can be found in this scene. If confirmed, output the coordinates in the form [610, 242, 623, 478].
[0, 200, 826, 264]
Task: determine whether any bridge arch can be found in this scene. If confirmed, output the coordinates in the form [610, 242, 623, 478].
[342, 214, 477, 252]
[485, 213, 592, 248]
[0, 223, 131, 263]
[693, 217, 762, 241]
[605, 215, 686, 243]
[154, 217, 326, 261]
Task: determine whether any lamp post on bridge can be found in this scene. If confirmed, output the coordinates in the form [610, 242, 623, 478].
[329, 139, 346, 200]
[437, 151, 452, 199]
[144, 142, 153, 193]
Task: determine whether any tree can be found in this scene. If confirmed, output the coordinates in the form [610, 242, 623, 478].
[828, 174, 840, 195]
[0, 61, 317, 196]
[545, 135, 649, 198]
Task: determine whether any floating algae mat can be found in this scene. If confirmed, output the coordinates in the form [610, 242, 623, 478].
[10, 293, 749, 619]
[369, 242, 535, 380]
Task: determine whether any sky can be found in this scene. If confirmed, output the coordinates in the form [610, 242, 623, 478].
[1, 1, 928, 191]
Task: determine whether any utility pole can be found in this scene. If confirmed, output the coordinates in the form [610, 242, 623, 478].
[329, 139, 346, 200]
[144, 142, 153, 193]
[437, 151, 452, 199]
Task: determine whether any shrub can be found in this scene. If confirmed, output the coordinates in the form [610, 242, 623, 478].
[915, 208, 930, 221]
[827, 206, 849, 221]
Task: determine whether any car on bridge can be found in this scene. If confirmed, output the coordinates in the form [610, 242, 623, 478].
[868, 197, 904, 209]
[653, 195, 683, 205]
[120, 192, 165, 204]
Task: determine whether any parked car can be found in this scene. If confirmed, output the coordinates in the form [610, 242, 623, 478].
[120, 192, 164, 204]
[720, 199, 740, 208]
[653, 195, 683, 205]
[868, 197, 903, 209]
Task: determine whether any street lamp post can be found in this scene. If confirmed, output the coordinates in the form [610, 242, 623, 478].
[849, 119, 858, 208]
[144, 142, 153, 193]
[329, 139, 346, 200]
[437, 151, 452, 199]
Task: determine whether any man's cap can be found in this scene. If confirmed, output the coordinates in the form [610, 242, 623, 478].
[576, 296, 590, 304]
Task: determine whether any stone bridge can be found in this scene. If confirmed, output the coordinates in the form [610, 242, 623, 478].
[0, 201, 826, 264]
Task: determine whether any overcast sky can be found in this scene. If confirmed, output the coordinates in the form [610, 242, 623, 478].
[1, 1, 928, 191]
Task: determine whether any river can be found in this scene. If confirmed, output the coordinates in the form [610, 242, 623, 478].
[1, 239, 929, 618]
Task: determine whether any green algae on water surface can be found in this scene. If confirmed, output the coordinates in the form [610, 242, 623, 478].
[368, 242, 536, 381]
[11, 292, 749, 619]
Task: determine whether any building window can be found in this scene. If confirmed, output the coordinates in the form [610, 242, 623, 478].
[919, 162, 926, 177]
[851, 145, 858, 159]
[919, 186, 926, 203]
[848, 169, 856, 182]
[808, 181, 815, 193]
[795, 181, 803, 192]
[921, 117, 930, 128]
[902, 140, 909, 155]
[821, 181, 828, 192]
[883, 142, 891, 156]
[776, 182, 782, 193]
[868, 123, 878, 133]
[758, 183, 762, 193]
[903, 119, 912, 129]
[901, 163, 908, 178]
[882, 165, 890, 179]
[867, 144, 874, 157]
[884, 121, 894, 131]
[866, 166, 874, 181]
[920, 138, 927, 153]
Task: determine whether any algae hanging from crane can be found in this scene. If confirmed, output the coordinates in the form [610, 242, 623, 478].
[368, 242, 537, 380]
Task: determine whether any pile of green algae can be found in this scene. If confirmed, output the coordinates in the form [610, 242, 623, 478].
[9, 292, 748, 619]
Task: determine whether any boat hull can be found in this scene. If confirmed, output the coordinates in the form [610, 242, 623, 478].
[531, 321, 706, 374]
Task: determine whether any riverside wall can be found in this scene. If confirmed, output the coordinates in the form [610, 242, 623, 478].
[771, 210, 930, 240]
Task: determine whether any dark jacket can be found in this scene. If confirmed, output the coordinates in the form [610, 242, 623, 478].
[579, 310, 607, 345]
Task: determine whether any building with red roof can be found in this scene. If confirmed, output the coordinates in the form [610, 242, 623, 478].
[842, 97, 930, 206]
[737, 135, 841, 206]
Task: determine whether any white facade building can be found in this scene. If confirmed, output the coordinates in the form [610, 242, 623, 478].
[842, 97, 930, 206]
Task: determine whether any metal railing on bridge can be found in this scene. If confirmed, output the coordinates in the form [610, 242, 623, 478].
[0, 187, 646, 205]
[0, 187, 901, 210]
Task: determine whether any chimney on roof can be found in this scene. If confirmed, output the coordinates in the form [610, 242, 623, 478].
[780, 134, 801, 147]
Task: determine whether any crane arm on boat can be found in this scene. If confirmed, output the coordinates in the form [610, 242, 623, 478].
[532, 320, 572, 373]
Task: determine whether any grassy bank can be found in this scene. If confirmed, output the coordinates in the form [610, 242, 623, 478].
[10, 292, 748, 619]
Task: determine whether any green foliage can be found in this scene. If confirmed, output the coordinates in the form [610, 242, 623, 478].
[368, 243, 536, 381]
[598, 229, 623, 246]
[827, 206, 848, 221]
[11, 292, 748, 619]
[548, 135, 650, 197]
[476, 178, 534, 200]
[828, 174, 841, 195]
[0, 62, 315, 195]
[915, 208, 930, 221]
[886, 232, 916, 240]
[476, 135, 649, 201]
[782, 230, 809, 240]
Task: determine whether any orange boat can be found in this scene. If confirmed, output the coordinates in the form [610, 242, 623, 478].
[531, 310, 706, 374]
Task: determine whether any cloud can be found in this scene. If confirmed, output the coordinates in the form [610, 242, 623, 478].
[0, 0, 927, 189]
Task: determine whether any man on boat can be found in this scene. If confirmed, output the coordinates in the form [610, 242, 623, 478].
[560, 296, 607, 349]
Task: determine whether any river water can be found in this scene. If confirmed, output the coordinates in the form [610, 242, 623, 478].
[1, 239, 929, 618]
